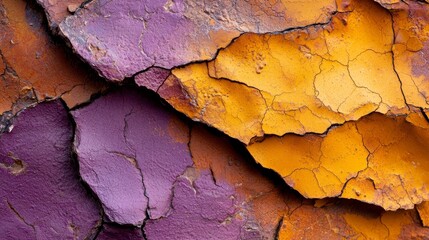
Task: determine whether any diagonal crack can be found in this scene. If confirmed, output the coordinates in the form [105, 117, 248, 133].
[6, 200, 37, 237]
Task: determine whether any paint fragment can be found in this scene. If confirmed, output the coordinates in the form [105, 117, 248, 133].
[59, 0, 336, 81]
[72, 88, 193, 224]
[162, 0, 411, 143]
[248, 112, 429, 210]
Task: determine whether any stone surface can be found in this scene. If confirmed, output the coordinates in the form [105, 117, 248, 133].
[0, 101, 101, 239]
[0, 0, 106, 116]
[59, 0, 336, 81]
[72, 88, 193, 224]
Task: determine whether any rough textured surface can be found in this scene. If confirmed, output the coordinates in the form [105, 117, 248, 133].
[278, 200, 429, 239]
[135, 67, 170, 92]
[248, 112, 429, 210]
[189, 125, 295, 239]
[59, 0, 336, 81]
[35, 0, 85, 29]
[186, 124, 429, 239]
[0, 101, 101, 239]
[73, 88, 193, 224]
[2, 0, 429, 238]
[392, 1, 429, 109]
[0, 0, 106, 117]
[144, 170, 246, 240]
[160, 0, 411, 143]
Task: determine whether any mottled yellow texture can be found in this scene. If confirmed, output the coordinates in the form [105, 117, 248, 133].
[249, 112, 429, 210]
[248, 122, 368, 199]
[343, 213, 389, 239]
[158, 63, 266, 143]
[392, 2, 429, 110]
[165, 0, 410, 143]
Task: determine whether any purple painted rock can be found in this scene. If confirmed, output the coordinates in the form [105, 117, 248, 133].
[0, 101, 101, 239]
[97, 224, 144, 240]
[72, 88, 193, 225]
[59, 0, 336, 81]
[144, 170, 249, 240]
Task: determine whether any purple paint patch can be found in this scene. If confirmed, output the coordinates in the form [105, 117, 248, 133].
[97, 224, 144, 240]
[144, 170, 246, 240]
[0, 101, 101, 239]
[59, 0, 336, 81]
[72, 88, 193, 224]
[135, 67, 170, 92]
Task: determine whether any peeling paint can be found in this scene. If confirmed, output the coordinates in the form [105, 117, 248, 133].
[0, 0, 106, 115]
[59, 0, 336, 81]
[249, 112, 429, 210]
[72, 88, 193, 223]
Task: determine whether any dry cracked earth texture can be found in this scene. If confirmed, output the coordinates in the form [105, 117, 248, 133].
[1, 0, 429, 239]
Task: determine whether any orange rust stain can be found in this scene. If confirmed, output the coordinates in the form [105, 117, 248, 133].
[189, 125, 291, 238]
[167, 116, 189, 144]
[37, 0, 85, 28]
[190, 124, 429, 238]
[0, 0, 106, 114]
[278, 199, 429, 239]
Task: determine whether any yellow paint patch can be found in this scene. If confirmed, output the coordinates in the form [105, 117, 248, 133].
[159, 63, 266, 143]
[164, 0, 413, 143]
[249, 112, 429, 210]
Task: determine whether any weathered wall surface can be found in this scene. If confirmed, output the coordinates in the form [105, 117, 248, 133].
[1, 0, 429, 239]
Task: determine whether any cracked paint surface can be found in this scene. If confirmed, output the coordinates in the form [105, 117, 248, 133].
[248, 112, 429, 210]
[58, 0, 336, 81]
[160, 0, 412, 143]
[144, 170, 247, 239]
[0, 0, 106, 129]
[2, 0, 429, 238]
[392, 1, 429, 109]
[0, 101, 101, 239]
[278, 199, 429, 239]
[73, 88, 193, 223]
